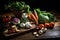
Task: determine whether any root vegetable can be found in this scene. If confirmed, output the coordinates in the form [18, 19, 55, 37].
[28, 13, 34, 21]
[33, 10, 38, 20]
[27, 12, 38, 24]
[31, 13, 38, 24]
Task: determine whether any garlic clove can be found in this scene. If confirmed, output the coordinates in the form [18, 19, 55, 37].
[38, 30, 44, 35]
[33, 32, 37, 35]
[20, 23, 25, 27]
[35, 34, 39, 37]
[44, 28, 47, 31]
[41, 28, 47, 33]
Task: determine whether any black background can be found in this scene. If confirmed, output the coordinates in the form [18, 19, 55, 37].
[0, 0, 60, 12]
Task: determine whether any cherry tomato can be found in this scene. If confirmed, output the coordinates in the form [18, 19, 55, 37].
[49, 22, 55, 27]
[44, 23, 50, 28]
[3, 18, 9, 22]
[2, 16, 11, 23]
[38, 24, 44, 29]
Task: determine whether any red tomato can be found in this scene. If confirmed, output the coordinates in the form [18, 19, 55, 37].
[49, 22, 55, 27]
[44, 23, 50, 28]
[3, 18, 9, 22]
[38, 24, 44, 29]
[2, 16, 11, 23]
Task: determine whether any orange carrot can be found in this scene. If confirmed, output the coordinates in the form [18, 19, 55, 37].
[33, 10, 38, 20]
[31, 13, 38, 24]
[27, 13, 34, 21]
[27, 12, 38, 24]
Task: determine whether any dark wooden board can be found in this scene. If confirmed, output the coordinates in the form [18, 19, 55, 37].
[3, 24, 36, 38]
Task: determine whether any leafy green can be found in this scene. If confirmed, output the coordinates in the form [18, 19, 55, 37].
[4, 1, 56, 23]
[20, 13, 29, 23]
[5, 1, 30, 12]
[35, 8, 56, 23]
[24, 5, 30, 13]
[35, 8, 41, 14]
[20, 17, 29, 23]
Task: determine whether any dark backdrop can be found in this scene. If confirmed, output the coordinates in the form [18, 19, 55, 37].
[0, 0, 60, 13]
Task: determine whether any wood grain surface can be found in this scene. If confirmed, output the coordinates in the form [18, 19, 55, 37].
[9, 11, 60, 40]
[0, 11, 60, 40]
[9, 22, 60, 40]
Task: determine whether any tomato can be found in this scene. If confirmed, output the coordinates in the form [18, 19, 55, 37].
[38, 24, 44, 29]
[3, 18, 9, 22]
[49, 22, 55, 27]
[2, 16, 11, 23]
[44, 23, 50, 28]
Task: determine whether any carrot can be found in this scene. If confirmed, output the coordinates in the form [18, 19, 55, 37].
[31, 13, 38, 24]
[33, 10, 38, 20]
[27, 12, 38, 24]
[27, 13, 34, 21]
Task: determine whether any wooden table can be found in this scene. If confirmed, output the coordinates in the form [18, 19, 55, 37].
[0, 11, 60, 40]
[9, 22, 60, 40]
[9, 11, 60, 40]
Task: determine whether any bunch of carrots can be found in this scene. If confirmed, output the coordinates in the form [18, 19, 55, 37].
[27, 10, 38, 25]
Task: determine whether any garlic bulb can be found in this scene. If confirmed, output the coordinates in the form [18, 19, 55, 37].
[33, 32, 37, 35]
[25, 22, 32, 28]
[20, 23, 25, 28]
[44, 28, 47, 31]
[38, 30, 43, 34]
[41, 27, 47, 32]
[22, 13, 28, 18]
[35, 34, 39, 37]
